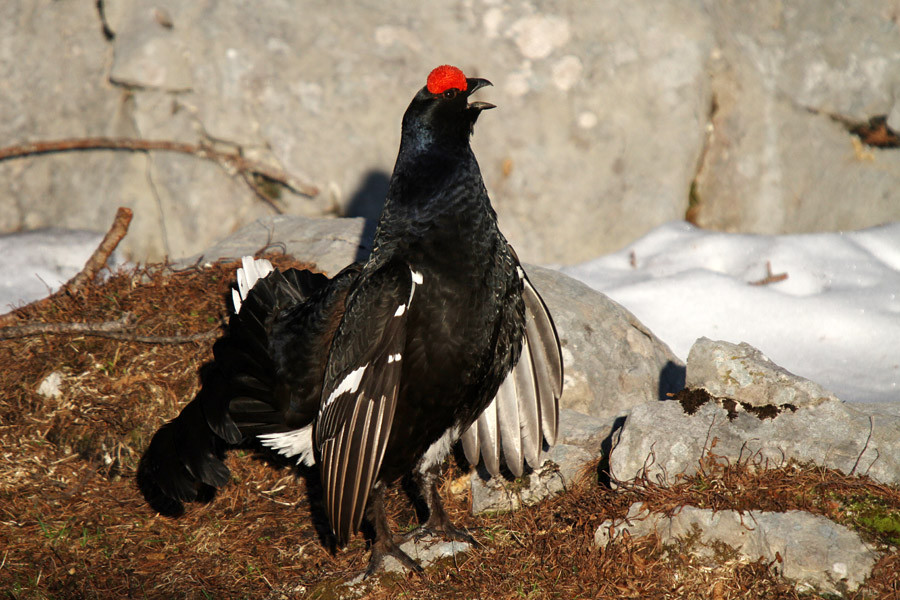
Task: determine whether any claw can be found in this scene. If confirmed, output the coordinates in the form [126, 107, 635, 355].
[399, 522, 478, 546]
[361, 482, 425, 577]
[364, 538, 424, 578]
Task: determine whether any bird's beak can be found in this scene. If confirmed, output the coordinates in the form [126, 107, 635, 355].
[466, 78, 496, 111]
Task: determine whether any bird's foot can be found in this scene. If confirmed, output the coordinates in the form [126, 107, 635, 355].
[399, 519, 478, 546]
[364, 537, 424, 578]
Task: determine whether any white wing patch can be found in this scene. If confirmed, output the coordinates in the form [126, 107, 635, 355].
[323, 364, 368, 411]
[258, 425, 315, 466]
[393, 266, 422, 316]
[232, 256, 274, 314]
[406, 267, 423, 306]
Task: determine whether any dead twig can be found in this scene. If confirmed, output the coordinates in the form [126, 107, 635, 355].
[65, 206, 133, 296]
[91, 328, 221, 344]
[0, 313, 136, 339]
[0, 311, 220, 343]
[748, 261, 788, 286]
[849, 416, 876, 477]
[0, 137, 319, 200]
[0, 207, 133, 328]
[240, 171, 284, 213]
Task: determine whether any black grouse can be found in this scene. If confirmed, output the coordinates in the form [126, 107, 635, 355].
[137, 65, 563, 574]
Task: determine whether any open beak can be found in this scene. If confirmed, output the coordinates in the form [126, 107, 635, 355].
[466, 77, 496, 111]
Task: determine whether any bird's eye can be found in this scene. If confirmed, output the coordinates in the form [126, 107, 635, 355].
[442, 89, 458, 99]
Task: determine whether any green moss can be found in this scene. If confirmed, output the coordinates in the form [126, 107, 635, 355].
[856, 509, 900, 545]
[839, 492, 900, 545]
[505, 473, 532, 493]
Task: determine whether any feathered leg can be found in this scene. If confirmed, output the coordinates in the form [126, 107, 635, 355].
[401, 463, 477, 545]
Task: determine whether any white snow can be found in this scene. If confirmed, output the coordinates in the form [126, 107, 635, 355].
[0, 229, 122, 313]
[562, 221, 900, 403]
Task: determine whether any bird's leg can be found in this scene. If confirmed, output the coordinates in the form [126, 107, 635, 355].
[402, 463, 477, 545]
[364, 482, 423, 577]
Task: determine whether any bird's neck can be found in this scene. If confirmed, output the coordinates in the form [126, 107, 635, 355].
[370, 143, 498, 267]
[383, 139, 486, 216]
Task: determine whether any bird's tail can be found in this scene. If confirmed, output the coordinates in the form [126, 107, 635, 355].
[136, 373, 231, 515]
[137, 257, 330, 515]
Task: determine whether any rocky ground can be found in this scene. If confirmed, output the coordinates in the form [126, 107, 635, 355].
[1, 216, 898, 598]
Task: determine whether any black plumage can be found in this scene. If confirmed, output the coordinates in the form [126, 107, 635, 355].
[137, 65, 563, 574]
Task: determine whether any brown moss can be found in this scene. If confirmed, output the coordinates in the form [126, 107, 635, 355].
[674, 387, 799, 421]
[675, 387, 713, 415]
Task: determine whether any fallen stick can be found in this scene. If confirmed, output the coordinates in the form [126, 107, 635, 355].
[65, 206, 133, 296]
[0, 314, 136, 339]
[749, 261, 788, 286]
[95, 328, 221, 344]
[0, 314, 220, 344]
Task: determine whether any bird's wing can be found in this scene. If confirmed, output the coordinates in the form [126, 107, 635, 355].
[315, 260, 419, 544]
[461, 268, 563, 478]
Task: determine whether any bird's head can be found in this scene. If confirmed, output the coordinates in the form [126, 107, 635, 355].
[401, 65, 495, 149]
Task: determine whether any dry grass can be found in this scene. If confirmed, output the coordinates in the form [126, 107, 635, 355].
[1, 258, 898, 599]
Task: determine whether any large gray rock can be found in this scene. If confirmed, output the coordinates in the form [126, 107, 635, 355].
[595, 502, 879, 595]
[0, 1, 146, 248]
[0, 1, 322, 262]
[527, 265, 683, 420]
[470, 408, 611, 514]
[610, 397, 900, 487]
[612, 338, 900, 486]
[3, 0, 714, 265]
[189, 214, 373, 277]
[693, 0, 900, 235]
[686, 337, 839, 408]
[481, 1, 714, 264]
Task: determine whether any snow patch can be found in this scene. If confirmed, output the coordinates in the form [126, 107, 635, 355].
[563, 221, 900, 403]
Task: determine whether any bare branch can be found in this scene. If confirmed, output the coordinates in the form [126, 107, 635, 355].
[0, 137, 319, 199]
[749, 261, 788, 286]
[849, 416, 876, 477]
[0, 311, 221, 344]
[0, 313, 136, 339]
[65, 206, 133, 295]
[89, 328, 221, 344]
